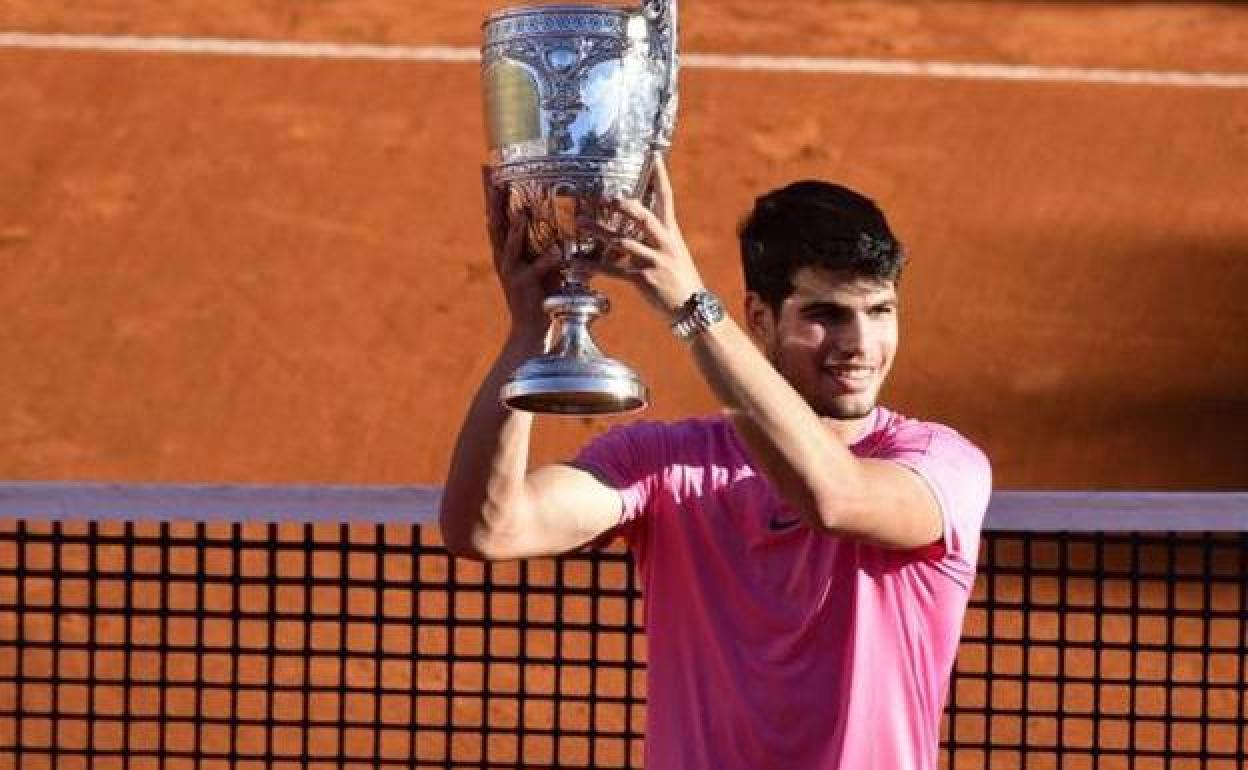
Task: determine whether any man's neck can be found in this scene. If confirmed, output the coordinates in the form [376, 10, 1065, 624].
[821, 408, 878, 445]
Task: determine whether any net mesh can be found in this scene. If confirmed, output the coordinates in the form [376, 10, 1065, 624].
[1, 519, 1245, 769]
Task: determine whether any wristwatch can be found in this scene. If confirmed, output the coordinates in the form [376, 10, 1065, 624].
[670, 290, 726, 341]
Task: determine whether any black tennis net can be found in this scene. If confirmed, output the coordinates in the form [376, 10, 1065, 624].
[1, 498, 1245, 769]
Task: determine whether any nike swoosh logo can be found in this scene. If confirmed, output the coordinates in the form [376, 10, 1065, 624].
[768, 515, 802, 532]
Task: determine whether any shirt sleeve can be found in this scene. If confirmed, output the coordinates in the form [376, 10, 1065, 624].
[570, 421, 668, 534]
[883, 423, 993, 568]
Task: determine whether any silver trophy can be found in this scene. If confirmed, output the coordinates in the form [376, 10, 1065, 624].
[483, 1, 679, 415]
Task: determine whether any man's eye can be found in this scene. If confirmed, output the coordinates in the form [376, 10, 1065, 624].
[870, 306, 896, 316]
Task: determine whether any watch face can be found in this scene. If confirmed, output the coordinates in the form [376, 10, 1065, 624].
[701, 292, 725, 322]
[673, 291, 726, 340]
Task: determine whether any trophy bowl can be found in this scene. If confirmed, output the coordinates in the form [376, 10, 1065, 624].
[482, 1, 679, 415]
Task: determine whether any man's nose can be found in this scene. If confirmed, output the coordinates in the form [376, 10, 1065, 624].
[830, 316, 869, 357]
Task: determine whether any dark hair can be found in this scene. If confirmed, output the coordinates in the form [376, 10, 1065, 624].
[739, 180, 905, 310]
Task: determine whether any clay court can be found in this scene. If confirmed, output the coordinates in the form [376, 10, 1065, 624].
[1, 2, 1247, 769]
[1, 0, 1245, 488]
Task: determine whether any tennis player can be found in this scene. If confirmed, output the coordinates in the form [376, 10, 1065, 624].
[441, 156, 992, 770]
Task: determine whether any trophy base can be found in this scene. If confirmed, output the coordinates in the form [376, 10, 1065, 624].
[501, 354, 648, 415]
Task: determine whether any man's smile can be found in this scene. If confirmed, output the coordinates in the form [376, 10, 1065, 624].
[822, 364, 878, 390]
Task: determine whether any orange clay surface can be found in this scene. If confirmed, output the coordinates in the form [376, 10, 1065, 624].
[1, 1, 1246, 488]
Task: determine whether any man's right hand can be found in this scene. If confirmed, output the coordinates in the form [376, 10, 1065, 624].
[483, 169, 563, 336]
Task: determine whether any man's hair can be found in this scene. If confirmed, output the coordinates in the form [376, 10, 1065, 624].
[739, 180, 906, 310]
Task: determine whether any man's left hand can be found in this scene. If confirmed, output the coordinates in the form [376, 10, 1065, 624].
[583, 153, 707, 317]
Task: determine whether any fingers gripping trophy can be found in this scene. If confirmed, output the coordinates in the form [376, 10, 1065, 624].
[482, 0, 680, 415]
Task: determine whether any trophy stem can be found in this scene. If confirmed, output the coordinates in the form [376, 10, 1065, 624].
[499, 283, 648, 415]
[546, 288, 606, 361]
[559, 249, 592, 292]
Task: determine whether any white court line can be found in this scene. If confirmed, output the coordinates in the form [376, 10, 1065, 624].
[3, 31, 1248, 89]
[1, 483, 1246, 531]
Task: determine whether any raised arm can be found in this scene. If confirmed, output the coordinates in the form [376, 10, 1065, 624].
[438, 176, 623, 562]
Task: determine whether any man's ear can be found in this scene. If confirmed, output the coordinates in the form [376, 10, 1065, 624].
[743, 292, 775, 345]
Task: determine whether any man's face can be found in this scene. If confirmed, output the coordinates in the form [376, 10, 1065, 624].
[747, 267, 899, 420]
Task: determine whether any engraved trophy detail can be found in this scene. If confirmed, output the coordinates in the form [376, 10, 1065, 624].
[483, 0, 679, 414]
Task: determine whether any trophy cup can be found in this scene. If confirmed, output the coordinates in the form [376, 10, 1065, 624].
[482, 0, 679, 414]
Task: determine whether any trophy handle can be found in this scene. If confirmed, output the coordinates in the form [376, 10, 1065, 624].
[642, 0, 679, 151]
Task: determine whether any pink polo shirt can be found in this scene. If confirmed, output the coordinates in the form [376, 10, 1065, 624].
[574, 406, 992, 770]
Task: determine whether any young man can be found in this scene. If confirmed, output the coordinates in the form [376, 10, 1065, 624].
[441, 157, 992, 770]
